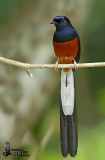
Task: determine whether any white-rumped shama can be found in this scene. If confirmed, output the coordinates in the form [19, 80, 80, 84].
[50, 16, 80, 157]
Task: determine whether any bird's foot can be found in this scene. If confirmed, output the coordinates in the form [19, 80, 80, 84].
[54, 58, 59, 71]
[73, 58, 77, 71]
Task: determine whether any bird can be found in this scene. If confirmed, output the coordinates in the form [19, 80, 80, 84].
[50, 16, 80, 157]
[2, 141, 12, 157]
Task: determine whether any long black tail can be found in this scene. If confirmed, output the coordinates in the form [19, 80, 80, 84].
[60, 70, 78, 157]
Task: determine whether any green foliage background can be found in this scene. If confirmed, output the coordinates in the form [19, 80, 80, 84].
[0, 0, 105, 160]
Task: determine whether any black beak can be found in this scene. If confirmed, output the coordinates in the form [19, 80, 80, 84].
[50, 20, 57, 24]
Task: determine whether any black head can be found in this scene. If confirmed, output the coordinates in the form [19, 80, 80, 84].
[50, 16, 72, 30]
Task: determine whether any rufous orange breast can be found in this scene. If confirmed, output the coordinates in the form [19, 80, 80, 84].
[53, 37, 79, 72]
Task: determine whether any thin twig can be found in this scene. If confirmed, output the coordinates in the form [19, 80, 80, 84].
[0, 56, 105, 70]
[26, 69, 33, 78]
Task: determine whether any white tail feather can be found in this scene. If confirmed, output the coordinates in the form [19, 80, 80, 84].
[61, 69, 74, 115]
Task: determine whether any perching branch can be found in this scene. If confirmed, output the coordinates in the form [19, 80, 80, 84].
[0, 56, 105, 70]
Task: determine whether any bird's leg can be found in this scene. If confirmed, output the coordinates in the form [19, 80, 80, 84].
[73, 58, 77, 70]
[54, 58, 59, 71]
